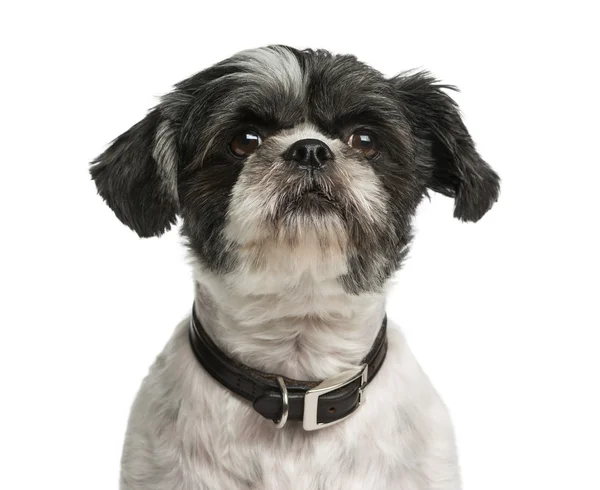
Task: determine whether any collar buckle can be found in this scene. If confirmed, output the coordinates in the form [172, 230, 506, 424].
[302, 363, 368, 431]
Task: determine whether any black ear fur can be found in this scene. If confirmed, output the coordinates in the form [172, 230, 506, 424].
[90, 109, 179, 237]
[393, 72, 500, 222]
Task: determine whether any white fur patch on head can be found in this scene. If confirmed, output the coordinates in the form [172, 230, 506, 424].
[231, 46, 304, 98]
[153, 120, 179, 201]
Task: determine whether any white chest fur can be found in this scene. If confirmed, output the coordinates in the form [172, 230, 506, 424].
[120, 318, 460, 490]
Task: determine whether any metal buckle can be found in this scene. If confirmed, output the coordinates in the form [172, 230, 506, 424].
[303, 364, 368, 431]
[273, 376, 289, 429]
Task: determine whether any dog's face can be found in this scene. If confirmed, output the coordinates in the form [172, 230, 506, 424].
[91, 46, 499, 293]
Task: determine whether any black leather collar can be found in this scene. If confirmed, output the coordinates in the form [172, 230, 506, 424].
[189, 306, 388, 430]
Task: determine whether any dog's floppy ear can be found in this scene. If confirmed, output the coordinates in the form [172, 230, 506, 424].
[90, 108, 179, 237]
[392, 72, 500, 222]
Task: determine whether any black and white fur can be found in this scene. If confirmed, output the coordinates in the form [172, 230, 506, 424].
[91, 45, 499, 489]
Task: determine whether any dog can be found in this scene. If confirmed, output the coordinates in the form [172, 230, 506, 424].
[91, 45, 499, 489]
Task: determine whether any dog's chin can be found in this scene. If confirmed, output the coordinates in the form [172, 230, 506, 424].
[234, 207, 350, 281]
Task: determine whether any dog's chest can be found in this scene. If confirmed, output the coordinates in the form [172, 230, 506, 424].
[121, 320, 458, 489]
[172, 397, 426, 490]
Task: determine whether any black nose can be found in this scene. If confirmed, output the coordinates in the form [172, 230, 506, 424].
[283, 139, 333, 169]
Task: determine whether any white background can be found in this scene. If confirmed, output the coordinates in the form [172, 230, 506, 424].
[1, 1, 599, 489]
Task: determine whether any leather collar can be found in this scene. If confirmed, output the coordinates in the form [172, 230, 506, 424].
[189, 306, 388, 430]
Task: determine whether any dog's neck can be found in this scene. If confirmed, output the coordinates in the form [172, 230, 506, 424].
[193, 266, 387, 381]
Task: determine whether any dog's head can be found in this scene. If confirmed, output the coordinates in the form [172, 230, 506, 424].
[91, 46, 499, 293]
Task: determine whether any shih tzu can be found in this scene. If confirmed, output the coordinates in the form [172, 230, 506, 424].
[91, 45, 499, 489]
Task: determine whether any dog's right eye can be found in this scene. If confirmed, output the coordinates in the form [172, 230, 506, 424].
[230, 131, 262, 158]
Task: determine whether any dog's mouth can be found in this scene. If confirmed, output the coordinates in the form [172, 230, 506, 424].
[297, 177, 341, 205]
[272, 177, 343, 221]
[300, 182, 335, 202]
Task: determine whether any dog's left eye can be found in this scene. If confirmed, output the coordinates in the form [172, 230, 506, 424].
[348, 131, 379, 159]
[230, 131, 262, 158]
